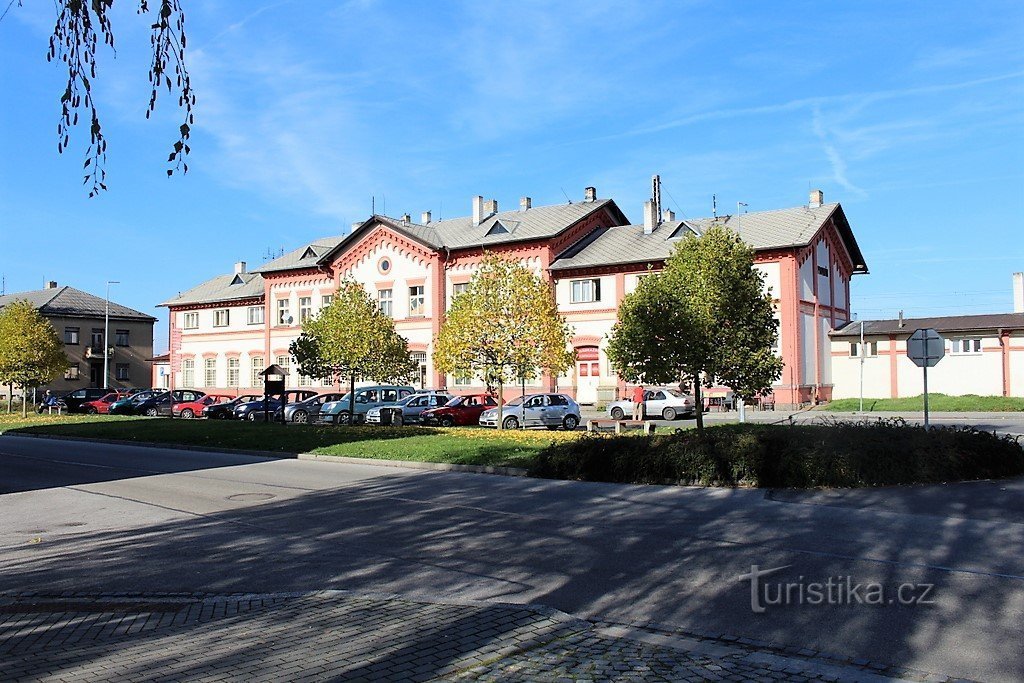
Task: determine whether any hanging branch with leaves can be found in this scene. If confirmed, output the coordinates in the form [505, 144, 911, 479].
[46, 0, 194, 196]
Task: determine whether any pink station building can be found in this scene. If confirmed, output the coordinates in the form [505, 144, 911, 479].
[159, 186, 867, 409]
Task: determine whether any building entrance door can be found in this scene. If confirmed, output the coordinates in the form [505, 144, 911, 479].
[575, 346, 600, 405]
[89, 362, 104, 388]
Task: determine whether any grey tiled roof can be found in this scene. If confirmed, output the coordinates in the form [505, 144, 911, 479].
[0, 286, 156, 321]
[159, 272, 265, 307]
[255, 235, 350, 273]
[551, 203, 867, 272]
[831, 313, 1024, 338]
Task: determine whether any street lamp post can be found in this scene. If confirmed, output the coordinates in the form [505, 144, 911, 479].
[103, 281, 120, 390]
[736, 202, 748, 423]
[859, 319, 865, 413]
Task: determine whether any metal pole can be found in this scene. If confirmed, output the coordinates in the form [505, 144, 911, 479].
[859, 320, 865, 413]
[104, 283, 110, 390]
[923, 363, 929, 429]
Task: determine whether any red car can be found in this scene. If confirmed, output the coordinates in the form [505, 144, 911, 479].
[173, 394, 236, 419]
[419, 394, 497, 427]
[81, 392, 124, 415]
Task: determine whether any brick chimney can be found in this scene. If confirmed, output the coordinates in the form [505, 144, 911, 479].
[234, 261, 247, 275]
[483, 199, 498, 216]
[472, 196, 484, 226]
[519, 196, 531, 211]
[421, 211, 431, 224]
[809, 189, 824, 208]
[44, 280, 58, 289]
[401, 213, 411, 223]
[584, 186, 597, 202]
[661, 209, 675, 222]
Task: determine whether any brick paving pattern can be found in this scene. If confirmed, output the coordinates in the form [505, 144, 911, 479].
[0, 591, 959, 682]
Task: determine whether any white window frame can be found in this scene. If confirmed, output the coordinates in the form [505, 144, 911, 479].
[321, 294, 333, 308]
[452, 282, 469, 297]
[849, 341, 878, 358]
[950, 338, 982, 355]
[183, 312, 199, 329]
[182, 359, 195, 388]
[213, 309, 230, 327]
[570, 278, 601, 303]
[299, 297, 312, 323]
[247, 306, 264, 325]
[277, 299, 291, 326]
[378, 289, 393, 317]
[227, 358, 240, 387]
[251, 357, 264, 387]
[454, 375, 473, 386]
[204, 358, 217, 387]
[409, 286, 425, 317]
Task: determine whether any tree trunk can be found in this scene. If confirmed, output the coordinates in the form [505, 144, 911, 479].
[6, 385, 11, 414]
[496, 379, 504, 430]
[693, 377, 704, 436]
[348, 371, 357, 425]
[21, 385, 28, 418]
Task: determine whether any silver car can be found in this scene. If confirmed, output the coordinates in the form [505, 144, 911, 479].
[607, 388, 696, 420]
[479, 393, 581, 431]
[365, 392, 452, 425]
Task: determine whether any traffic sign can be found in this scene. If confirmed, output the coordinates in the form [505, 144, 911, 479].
[907, 328, 944, 368]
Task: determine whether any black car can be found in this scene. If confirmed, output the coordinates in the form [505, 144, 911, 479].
[58, 388, 109, 413]
[203, 394, 262, 419]
[235, 390, 318, 422]
[132, 390, 206, 417]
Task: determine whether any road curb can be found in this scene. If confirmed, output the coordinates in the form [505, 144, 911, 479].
[1, 432, 529, 477]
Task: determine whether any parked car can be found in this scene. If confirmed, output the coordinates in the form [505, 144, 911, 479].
[234, 390, 319, 422]
[173, 394, 235, 419]
[58, 388, 110, 413]
[132, 390, 207, 417]
[280, 392, 346, 423]
[479, 393, 581, 431]
[607, 388, 696, 421]
[365, 391, 452, 425]
[108, 390, 161, 415]
[420, 394, 497, 427]
[317, 386, 416, 425]
[80, 392, 124, 415]
[203, 394, 261, 419]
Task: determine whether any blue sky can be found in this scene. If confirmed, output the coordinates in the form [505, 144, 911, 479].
[1, 0, 1022, 353]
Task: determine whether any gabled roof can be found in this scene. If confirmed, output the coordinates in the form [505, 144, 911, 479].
[550, 202, 868, 273]
[0, 286, 156, 322]
[255, 235, 350, 274]
[831, 313, 1024, 338]
[159, 272, 265, 307]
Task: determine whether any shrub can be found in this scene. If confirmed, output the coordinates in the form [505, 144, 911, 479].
[529, 419, 1024, 488]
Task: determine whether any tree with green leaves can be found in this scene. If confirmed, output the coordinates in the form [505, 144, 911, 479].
[0, 301, 70, 416]
[607, 225, 783, 433]
[289, 281, 416, 425]
[8, 0, 195, 195]
[433, 253, 575, 429]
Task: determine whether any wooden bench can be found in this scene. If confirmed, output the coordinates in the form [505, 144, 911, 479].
[587, 419, 656, 435]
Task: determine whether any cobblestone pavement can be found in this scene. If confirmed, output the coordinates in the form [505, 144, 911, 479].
[0, 591, 959, 682]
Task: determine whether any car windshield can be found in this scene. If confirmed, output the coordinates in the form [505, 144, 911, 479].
[664, 389, 686, 398]
[443, 396, 466, 407]
[504, 397, 524, 407]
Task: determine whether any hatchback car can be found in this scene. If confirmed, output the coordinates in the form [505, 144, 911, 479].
[607, 388, 696, 421]
[420, 394, 497, 427]
[108, 389, 161, 415]
[235, 390, 319, 422]
[173, 394, 235, 419]
[281, 393, 346, 423]
[60, 388, 111, 413]
[479, 393, 582, 431]
[203, 394, 261, 419]
[133, 390, 207, 417]
[365, 392, 452, 425]
[318, 386, 416, 425]
[80, 392, 124, 415]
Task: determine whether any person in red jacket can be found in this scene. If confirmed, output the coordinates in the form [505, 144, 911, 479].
[631, 384, 645, 420]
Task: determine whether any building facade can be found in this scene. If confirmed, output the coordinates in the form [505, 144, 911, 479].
[0, 282, 156, 396]
[830, 313, 1024, 399]
[159, 187, 867, 408]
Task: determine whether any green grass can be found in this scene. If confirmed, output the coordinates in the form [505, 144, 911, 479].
[2, 413, 579, 468]
[820, 394, 1024, 412]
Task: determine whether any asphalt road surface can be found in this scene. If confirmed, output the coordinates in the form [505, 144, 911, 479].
[2, 434, 1022, 681]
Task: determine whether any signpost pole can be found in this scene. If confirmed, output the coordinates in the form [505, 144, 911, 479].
[923, 363, 929, 429]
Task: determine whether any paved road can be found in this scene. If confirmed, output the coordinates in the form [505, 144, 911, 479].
[2, 434, 1022, 681]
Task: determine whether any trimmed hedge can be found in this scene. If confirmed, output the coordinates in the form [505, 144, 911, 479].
[530, 419, 1024, 488]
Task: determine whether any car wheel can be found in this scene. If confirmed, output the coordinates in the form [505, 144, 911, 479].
[439, 416, 454, 428]
[247, 412, 259, 422]
[546, 425, 559, 431]
[181, 408, 195, 419]
[337, 413, 351, 425]
[562, 415, 579, 431]
[86, 406, 98, 415]
[610, 407, 624, 420]
[502, 416, 519, 430]
[662, 407, 677, 421]
[292, 410, 308, 424]
[393, 413, 404, 426]
[144, 407, 158, 417]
